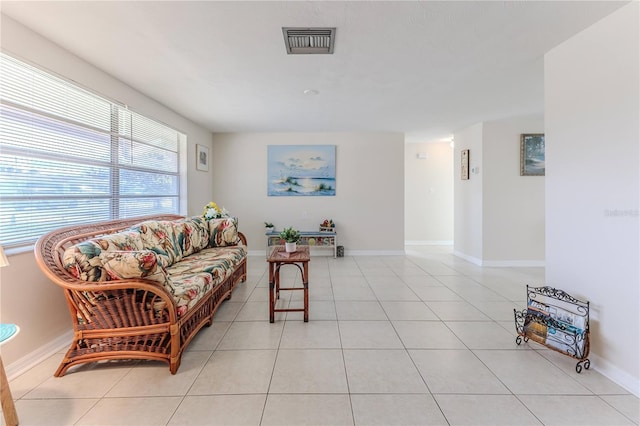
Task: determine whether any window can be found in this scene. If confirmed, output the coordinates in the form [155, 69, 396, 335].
[0, 53, 184, 248]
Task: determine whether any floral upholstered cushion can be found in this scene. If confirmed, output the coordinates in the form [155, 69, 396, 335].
[99, 250, 168, 284]
[163, 272, 215, 318]
[166, 246, 247, 282]
[62, 230, 144, 282]
[173, 216, 209, 258]
[164, 246, 247, 317]
[63, 241, 107, 282]
[96, 231, 144, 252]
[208, 217, 240, 247]
[131, 220, 181, 266]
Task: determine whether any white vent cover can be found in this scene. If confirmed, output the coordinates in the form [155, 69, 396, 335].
[282, 27, 336, 54]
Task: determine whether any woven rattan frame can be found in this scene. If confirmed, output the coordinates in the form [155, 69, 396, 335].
[34, 214, 247, 376]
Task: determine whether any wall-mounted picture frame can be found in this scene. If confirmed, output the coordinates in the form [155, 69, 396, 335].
[461, 149, 469, 180]
[196, 144, 209, 172]
[267, 145, 336, 196]
[520, 134, 545, 176]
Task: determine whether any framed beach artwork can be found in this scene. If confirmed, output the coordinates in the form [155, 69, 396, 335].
[196, 144, 209, 172]
[520, 134, 545, 176]
[267, 145, 336, 196]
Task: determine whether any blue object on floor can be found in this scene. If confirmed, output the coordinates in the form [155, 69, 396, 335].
[0, 323, 18, 344]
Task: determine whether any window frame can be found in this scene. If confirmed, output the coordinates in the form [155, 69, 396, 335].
[0, 52, 187, 250]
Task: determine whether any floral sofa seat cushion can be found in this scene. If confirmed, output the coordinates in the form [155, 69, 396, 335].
[164, 247, 247, 317]
[130, 220, 182, 266]
[166, 247, 247, 282]
[162, 272, 214, 318]
[63, 230, 144, 282]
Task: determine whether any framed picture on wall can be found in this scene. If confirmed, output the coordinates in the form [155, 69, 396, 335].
[461, 149, 469, 180]
[196, 144, 209, 172]
[520, 134, 545, 176]
[267, 145, 336, 196]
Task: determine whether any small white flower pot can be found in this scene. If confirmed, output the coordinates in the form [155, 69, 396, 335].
[285, 242, 297, 253]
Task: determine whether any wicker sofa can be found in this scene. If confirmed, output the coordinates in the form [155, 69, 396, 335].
[34, 214, 247, 376]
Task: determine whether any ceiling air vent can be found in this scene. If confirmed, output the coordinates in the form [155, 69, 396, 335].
[282, 27, 336, 54]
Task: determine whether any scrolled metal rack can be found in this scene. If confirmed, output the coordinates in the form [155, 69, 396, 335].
[514, 285, 591, 373]
[528, 286, 590, 316]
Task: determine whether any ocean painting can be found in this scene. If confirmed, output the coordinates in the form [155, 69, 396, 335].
[520, 134, 545, 176]
[268, 145, 336, 196]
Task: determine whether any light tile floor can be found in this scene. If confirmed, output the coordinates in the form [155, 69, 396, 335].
[4, 246, 639, 425]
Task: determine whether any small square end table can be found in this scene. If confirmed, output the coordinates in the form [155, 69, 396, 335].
[267, 246, 310, 323]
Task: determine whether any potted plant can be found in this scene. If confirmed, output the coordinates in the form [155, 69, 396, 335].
[264, 222, 275, 233]
[279, 226, 300, 253]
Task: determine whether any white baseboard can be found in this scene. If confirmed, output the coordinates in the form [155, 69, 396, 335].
[248, 249, 337, 257]
[405, 240, 453, 246]
[482, 260, 546, 267]
[589, 353, 640, 397]
[453, 250, 483, 266]
[6, 329, 72, 380]
[248, 250, 406, 257]
[453, 250, 545, 267]
[345, 250, 405, 256]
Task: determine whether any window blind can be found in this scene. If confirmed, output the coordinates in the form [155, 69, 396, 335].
[0, 53, 183, 248]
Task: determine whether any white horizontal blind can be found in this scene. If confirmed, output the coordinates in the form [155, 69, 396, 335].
[0, 53, 183, 248]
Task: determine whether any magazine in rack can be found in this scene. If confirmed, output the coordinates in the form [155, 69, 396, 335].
[524, 296, 586, 355]
[515, 285, 590, 373]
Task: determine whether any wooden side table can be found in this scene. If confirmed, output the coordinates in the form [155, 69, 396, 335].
[267, 246, 310, 323]
[0, 323, 19, 426]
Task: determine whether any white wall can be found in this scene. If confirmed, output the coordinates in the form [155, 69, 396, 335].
[0, 15, 215, 367]
[211, 132, 405, 255]
[453, 123, 484, 261]
[404, 142, 453, 244]
[483, 116, 545, 264]
[453, 116, 546, 266]
[545, 3, 639, 394]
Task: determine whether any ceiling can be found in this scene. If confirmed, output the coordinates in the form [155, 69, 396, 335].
[0, 1, 628, 143]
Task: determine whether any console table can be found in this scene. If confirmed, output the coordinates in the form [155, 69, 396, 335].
[266, 230, 337, 258]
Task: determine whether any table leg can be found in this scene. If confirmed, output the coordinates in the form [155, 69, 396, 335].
[303, 280, 309, 322]
[303, 261, 309, 322]
[268, 262, 275, 323]
[0, 356, 18, 426]
[269, 278, 275, 323]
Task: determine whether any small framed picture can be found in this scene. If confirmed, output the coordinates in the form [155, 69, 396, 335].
[520, 134, 545, 176]
[196, 144, 209, 172]
[461, 149, 469, 180]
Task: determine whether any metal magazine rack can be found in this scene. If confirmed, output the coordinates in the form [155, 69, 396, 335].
[514, 285, 591, 373]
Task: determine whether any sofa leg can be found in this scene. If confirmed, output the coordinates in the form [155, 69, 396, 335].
[54, 362, 69, 377]
[170, 354, 180, 374]
[54, 346, 78, 377]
